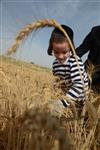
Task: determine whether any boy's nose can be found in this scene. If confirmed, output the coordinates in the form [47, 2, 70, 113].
[58, 54, 63, 59]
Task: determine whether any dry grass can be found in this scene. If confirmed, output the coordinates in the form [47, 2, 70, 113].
[0, 55, 100, 150]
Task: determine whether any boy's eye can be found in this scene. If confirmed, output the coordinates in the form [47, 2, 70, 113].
[53, 49, 70, 55]
[54, 51, 59, 54]
[62, 51, 67, 54]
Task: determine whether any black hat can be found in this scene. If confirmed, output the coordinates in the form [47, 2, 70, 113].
[47, 25, 74, 55]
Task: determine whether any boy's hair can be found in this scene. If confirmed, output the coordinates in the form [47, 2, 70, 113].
[47, 25, 74, 55]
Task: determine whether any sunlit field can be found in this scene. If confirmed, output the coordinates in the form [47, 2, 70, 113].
[0, 55, 100, 150]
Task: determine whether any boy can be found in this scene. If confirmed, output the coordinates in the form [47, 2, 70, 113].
[47, 25, 88, 115]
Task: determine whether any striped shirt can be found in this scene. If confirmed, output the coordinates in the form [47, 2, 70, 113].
[52, 54, 88, 102]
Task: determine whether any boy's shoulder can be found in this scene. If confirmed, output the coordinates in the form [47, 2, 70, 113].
[69, 54, 82, 62]
[69, 54, 84, 68]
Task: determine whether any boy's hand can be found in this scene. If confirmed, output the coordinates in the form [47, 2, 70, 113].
[48, 99, 70, 117]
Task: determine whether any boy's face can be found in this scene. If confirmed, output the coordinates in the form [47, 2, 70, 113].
[53, 42, 70, 63]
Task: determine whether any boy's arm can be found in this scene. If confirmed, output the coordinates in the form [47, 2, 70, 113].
[66, 57, 88, 101]
[76, 29, 93, 57]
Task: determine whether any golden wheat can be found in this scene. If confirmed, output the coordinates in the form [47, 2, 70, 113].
[0, 56, 100, 150]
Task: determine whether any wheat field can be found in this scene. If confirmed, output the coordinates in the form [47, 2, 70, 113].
[0, 55, 100, 150]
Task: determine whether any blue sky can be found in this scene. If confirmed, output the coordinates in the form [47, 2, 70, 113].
[0, 0, 100, 67]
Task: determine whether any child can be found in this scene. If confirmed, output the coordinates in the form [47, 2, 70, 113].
[47, 25, 88, 114]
